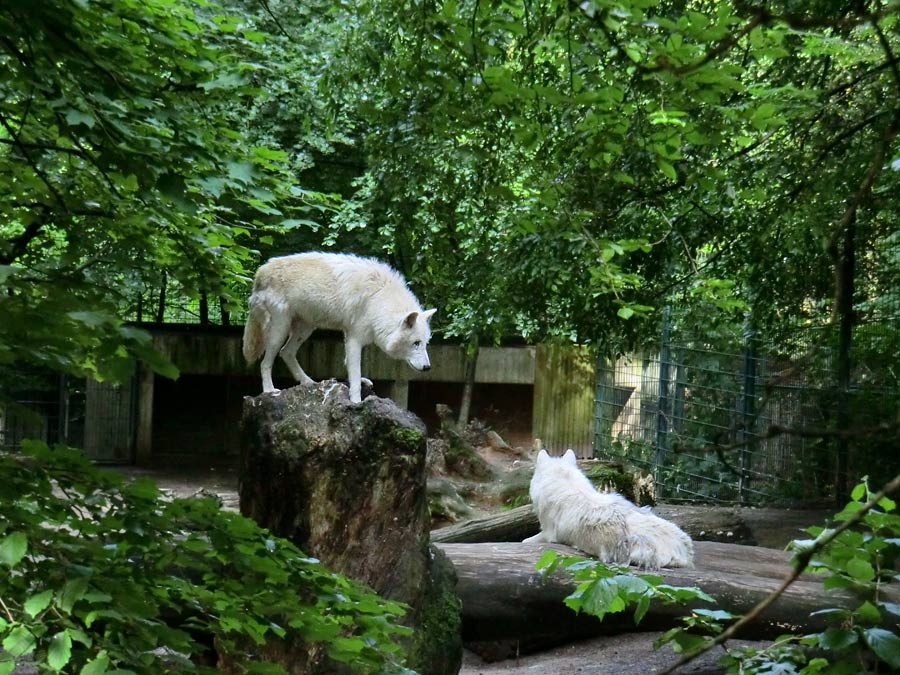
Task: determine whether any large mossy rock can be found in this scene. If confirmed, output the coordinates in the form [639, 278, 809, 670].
[240, 381, 462, 675]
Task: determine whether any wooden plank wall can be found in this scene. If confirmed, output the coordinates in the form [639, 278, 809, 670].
[532, 344, 597, 458]
[83, 379, 134, 462]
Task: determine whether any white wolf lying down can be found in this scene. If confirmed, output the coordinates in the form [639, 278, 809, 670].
[523, 449, 694, 569]
[242, 252, 436, 403]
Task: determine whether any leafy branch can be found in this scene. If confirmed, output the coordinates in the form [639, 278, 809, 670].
[658, 471, 900, 675]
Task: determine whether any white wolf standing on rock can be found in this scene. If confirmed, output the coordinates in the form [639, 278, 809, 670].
[524, 449, 694, 569]
[242, 252, 436, 403]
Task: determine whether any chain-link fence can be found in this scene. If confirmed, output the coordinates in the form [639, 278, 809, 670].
[595, 316, 900, 506]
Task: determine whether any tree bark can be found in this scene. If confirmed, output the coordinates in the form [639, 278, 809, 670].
[156, 272, 166, 323]
[436, 541, 900, 660]
[239, 382, 462, 674]
[457, 334, 479, 429]
[199, 290, 209, 324]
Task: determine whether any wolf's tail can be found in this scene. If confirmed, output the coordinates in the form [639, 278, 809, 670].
[242, 295, 266, 364]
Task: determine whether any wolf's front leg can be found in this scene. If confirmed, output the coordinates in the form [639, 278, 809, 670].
[523, 530, 551, 543]
[344, 336, 364, 403]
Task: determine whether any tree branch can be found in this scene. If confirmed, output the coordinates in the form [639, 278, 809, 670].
[258, 0, 293, 39]
[0, 111, 67, 210]
[1, 216, 46, 266]
[0, 137, 90, 157]
[574, 3, 900, 78]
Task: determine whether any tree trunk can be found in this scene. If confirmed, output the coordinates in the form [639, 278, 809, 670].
[457, 334, 479, 429]
[436, 541, 900, 660]
[239, 382, 462, 675]
[199, 290, 209, 324]
[156, 272, 167, 323]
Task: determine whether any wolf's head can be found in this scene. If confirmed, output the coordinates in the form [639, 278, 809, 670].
[535, 448, 578, 468]
[385, 308, 436, 371]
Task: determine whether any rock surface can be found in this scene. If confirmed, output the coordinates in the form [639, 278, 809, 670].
[239, 381, 462, 675]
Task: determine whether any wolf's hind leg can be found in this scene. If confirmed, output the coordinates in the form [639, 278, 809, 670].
[280, 322, 315, 385]
[260, 312, 292, 393]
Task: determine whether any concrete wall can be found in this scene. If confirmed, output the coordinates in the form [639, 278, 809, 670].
[149, 329, 535, 384]
[129, 326, 595, 465]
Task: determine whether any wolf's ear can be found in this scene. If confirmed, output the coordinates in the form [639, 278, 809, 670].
[563, 449, 577, 464]
[421, 308, 437, 323]
[536, 449, 549, 463]
[402, 311, 419, 329]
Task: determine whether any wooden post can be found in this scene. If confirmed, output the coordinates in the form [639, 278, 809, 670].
[134, 366, 155, 465]
[389, 378, 409, 409]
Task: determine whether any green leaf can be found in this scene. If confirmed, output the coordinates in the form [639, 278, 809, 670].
[878, 496, 896, 512]
[227, 161, 255, 185]
[656, 158, 677, 180]
[65, 109, 96, 128]
[2, 626, 36, 657]
[634, 594, 651, 623]
[0, 655, 14, 675]
[48, 631, 73, 671]
[535, 549, 560, 573]
[59, 578, 90, 613]
[864, 627, 900, 669]
[617, 306, 635, 320]
[25, 589, 54, 617]
[851, 483, 866, 501]
[817, 626, 858, 650]
[855, 600, 882, 624]
[846, 557, 875, 582]
[81, 650, 110, 675]
[0, 531, 28, 568]
[68, 311, 114, 328]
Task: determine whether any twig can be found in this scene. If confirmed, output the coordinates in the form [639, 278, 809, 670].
[0, 595, 15, 624]
[259, 0, 292, 39]
[659, 470, 900, 675]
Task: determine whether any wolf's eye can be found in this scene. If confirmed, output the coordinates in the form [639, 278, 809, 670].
[414, 340, 422, 347]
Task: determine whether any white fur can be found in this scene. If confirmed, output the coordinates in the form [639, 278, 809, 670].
[242, 252, 436, 403]
[524, 450, 694, 569]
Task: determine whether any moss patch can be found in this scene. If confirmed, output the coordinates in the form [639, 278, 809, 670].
[406, 545, 462, 675]
[580, 461, 636, 502]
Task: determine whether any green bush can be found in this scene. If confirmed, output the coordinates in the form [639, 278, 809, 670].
[0, 442, 412, 674]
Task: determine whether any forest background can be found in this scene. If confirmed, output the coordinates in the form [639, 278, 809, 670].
[2, 0, 899, 488]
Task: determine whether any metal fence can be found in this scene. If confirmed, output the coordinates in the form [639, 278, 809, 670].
[594, 322, 900, 506]
[127, 285, 249, 327]
[0, 372, 84, 452]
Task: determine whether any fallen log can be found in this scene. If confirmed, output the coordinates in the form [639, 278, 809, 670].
[431, 503, 755, 545]
[436, 540, 899, 660]
[431, 505, 539, 544]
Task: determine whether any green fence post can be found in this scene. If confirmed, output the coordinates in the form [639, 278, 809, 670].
[655, 308, 672, 499]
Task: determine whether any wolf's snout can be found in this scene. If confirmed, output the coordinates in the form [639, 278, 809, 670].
[422, 364, 431, 371]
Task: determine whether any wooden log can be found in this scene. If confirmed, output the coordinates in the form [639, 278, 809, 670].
[436, 540, 899, 659]
[432, 505, 539, 544]
[431, 503, 755, 545]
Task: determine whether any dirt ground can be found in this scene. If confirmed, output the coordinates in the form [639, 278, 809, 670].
[459, 633, 761, 675]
